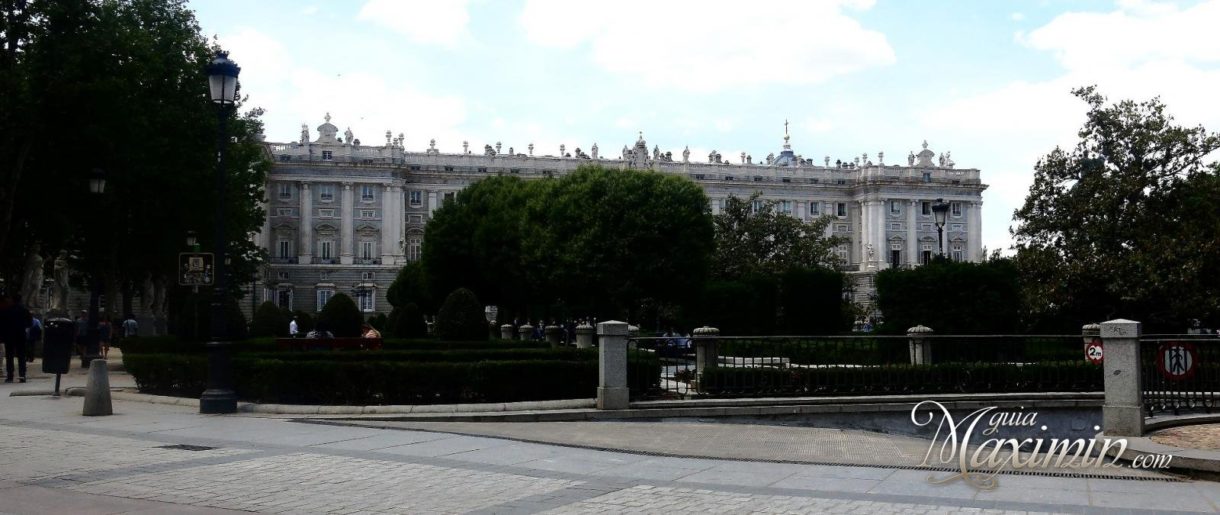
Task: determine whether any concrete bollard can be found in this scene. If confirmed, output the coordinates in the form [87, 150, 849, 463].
[693, 326, 720, 389]
[82, 359, 113, 416]
[907, 325, 933, 365]
[500, 324, 515, 341]
[544, 325, 563, 347]
[519, 324, 534, 341]
[1101, 319, 1143, 436]
[575, 323, 595, 349]
[597, 321, 629, 410]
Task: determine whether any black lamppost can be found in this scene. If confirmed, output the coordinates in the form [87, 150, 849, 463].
[200, 50, 240, 414]
[83, 168, 106, 368]
[931, 198, 950, 258]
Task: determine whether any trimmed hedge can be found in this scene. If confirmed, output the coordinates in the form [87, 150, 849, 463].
[239, 348, 597, 363]
[118, 336, 545, 355]
[123, 353, 661, 405]
[696, 362, 1102, 397]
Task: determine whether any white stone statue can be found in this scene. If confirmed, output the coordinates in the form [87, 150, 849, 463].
[429, 139, 436, 150]
[682, 146, 690, 163]
[300, 124, 309, 145]
[496, 142, 502, 154]
[591, 143, 599, 159]
[528, 143, 534, 156]
[907, 151, 915, 166]
[344, 127, 353, 144]
[559, 144, 565, 157]
[944, 151, 955, 168]
[766, 153, 775, 165]
[51, 251, 69, 312]
[866, 243, 875, 258]
[878, 151, 885, 165]
[938, 153, 946, 167]
[19, 244, 43, 310]
[653, 145, 660, 160]
[824, 156, 830, 167]
[463, 141, 469, 154]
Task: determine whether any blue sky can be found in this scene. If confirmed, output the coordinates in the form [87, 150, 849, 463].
[192, 0, 1220, 253]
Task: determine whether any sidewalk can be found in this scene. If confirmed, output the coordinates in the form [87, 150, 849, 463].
[2, 362, 1219, 513]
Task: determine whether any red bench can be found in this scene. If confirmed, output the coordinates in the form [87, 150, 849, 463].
[275, 337, 383, 351]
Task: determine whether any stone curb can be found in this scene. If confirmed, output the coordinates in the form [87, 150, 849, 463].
[1103, 414, 1220, 475]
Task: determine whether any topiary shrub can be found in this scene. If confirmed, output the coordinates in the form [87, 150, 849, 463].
[318, 293, 363, 337]
[368, 313, 388, 333]
[291, 310, 315, 334]
[251, 302, 286, 337]
[435, 288, 487, 341]
[390, 303, 427, 338]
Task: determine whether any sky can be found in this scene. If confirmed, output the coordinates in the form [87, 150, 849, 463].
[191, 0, 1220, 254]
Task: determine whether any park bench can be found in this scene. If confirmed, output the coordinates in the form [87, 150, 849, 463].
[275, 337, 383, 351]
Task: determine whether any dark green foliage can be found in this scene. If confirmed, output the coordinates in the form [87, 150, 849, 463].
[692, 268, 846, 335]
[239, 348, 596, 363]
[875, 258, 1021, 334]
[435, 288, 487, 341]
[168, 291, 248, 342]
[123, 351, 662, 405]
[318, 293, 362, 337]
[386, 262, 433, 312]
[251, 301, 286, 337]
[423, 166, 714, 320]
[712, 193, 846, 278]
[714, 336, 1079, 365]
[697, 362, 1102, 397]
[1013, 87, 1220, 331]
[389, 303, 427, 338]
[291, 311, 315, 334]
[778, 267, 847, 334]
[367, 313, 388, 333]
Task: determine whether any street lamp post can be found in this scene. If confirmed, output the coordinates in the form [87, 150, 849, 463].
[200, 50, 240, 414]
[83, 168, 107, 368]
[931, 198, 950, 259]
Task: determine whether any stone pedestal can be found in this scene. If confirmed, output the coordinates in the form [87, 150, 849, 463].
[576, 324, 594, 349]
[907, 325, 933, 365]
[1101, 319, 1144, 436]
[545, 325, 562, 348]
[500, 324, 514, 341]
[597, 321, 629, 410]
[693, 326, 720, 390]
[519, 324, 534, 341]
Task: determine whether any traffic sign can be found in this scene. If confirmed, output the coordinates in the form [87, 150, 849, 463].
[1156, 341, 1197, 381]
[178, 252, 215, 286]
[1084, 338, 1104, 365]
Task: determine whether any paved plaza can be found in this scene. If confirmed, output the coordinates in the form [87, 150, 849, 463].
[1, 373, 1219, 514]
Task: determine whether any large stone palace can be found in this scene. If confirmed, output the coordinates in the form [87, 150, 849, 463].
[253, 115, 987, 316]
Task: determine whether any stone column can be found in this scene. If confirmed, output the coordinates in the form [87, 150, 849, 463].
[340, 183, 354, 264]
[875, 199, 887, 269]
[969, 200, 984, 261]
[427, 191, 438, 218]
[393, 185, 405, 264]
[575, 323, 594, 349]
[858, 200, 869, 271]
[907, 325, 933, 365]
[795, 200, 806, 220]
[545, 325, 562, 348]
[1101, 319, 1144, 436]
[710, 197, 721, 215]
[381, 184, 396, 264]
[693, 326, 720, 384]
[597, 320, 629, 410]
[907, 199, 918, 266]
[500, 324, 515, 341]
[298, 182, 313, 264]
[260, 196, 272, 252]
[518, 323, 534, 341]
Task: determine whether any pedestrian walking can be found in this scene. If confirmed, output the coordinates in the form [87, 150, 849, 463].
[98, 316, 113, 358]
[0, 293, 33, 383]
[122, 313, 139, 338]
[289, 316, 299, 338]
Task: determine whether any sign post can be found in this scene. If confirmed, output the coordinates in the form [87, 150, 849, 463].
[1084, 338, 1104, 365]
[178, 252, 215, 287]
[1157, 341, 1198, 381]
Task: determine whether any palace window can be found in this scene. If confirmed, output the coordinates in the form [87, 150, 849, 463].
[808, 202, 820, 216]
[360, 241, 376, 260]
[890, 200, 901, 214]
[361, 185, 375, 202]
[836, 245, 849, 263]
[277, 183, 292, 200]
[951, 202, 962, 217]
[277, 288, 293, 310]
[921, 201, 931, 215]
[890, 249, 901, 268]
[443, 166, 455, 172]
[276, 239, 294, 259]
[443, 192, 455, 204]
[890, 223, 902, 231]
[276, 208, 294, 217]
[359, 209, 377, 219]
[318, 208, 335, 218]
[409, 191, 422, 206]
[751, 200, 763, 214]
[408, 236, 422, 262]
[319, 184, 335, 202]
[779, 200, 792, 214]
[361, 271, 375, 281]
[922, 172, 931, 182]
[318, 240, 334, 260]
[356, 289, 375, 312]
[321, 150, 333, 161]
[316, 289, 334, 311]
[836, 203, 847, 217]
[952, 243, 964, 262]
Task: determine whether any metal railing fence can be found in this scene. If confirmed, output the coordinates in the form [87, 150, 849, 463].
[1140, 334, 1220, 416]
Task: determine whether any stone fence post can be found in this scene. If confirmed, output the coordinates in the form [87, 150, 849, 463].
[500, 324, 514, 341]
[694, 326, 720, 378]
[518, 323, 534, 341]
[1101, 319, 1143, 436]
[907, 325, 933, 365]
[575, 323, 594, 349]
[627, 324, 639, 350]
[597, 320, 629, 410]
[544, 325, 562, 348]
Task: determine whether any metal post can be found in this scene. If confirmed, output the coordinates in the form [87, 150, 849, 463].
[201, 105, 237, 414]
[83, 277, 102, 368]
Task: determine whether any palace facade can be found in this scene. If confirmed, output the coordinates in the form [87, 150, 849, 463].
[253, 115, 987, 316]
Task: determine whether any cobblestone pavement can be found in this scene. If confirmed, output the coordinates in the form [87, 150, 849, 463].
[1, 388, 1217, 514]
[1151, 423, 1220, 451]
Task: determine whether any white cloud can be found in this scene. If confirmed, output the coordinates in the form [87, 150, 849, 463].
[922, 0, 1220, 252]
[357, 0, 470, 48]
[1010, 12, 1025, 21]
[518, 0, 894, 92]
[217, 28, 469, 151]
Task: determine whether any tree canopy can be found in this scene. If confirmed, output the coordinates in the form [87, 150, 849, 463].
[712, 193, 845, 279]
[1012, 86, 1220, 331]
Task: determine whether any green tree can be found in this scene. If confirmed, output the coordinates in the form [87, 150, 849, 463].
[250, 301, 285, 337]
[712, 193, 845, 279]
[1012, 87, 1220, 331]
[318, 293, 362, 337]
[389, 302, 427, 338]
[435, 288, 487, 341]
[386, 261, 434, 312]
[875, 258, 1022, 334]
